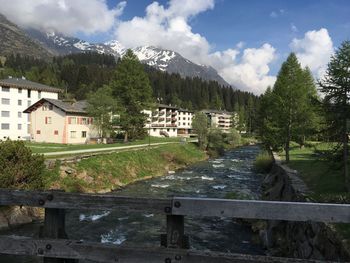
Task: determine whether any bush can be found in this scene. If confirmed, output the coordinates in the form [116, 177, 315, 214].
[224, 128, 241, 147]
[254, 150, 273, 173]
[0, 140, 45, 189]
[207, 128, 225, 156]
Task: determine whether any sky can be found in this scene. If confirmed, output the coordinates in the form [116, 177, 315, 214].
[0, 0, 349, 95]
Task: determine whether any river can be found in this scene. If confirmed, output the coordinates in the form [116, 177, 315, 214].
[0, 145, 265, 262]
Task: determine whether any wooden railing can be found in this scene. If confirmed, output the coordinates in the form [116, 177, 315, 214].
[0, 189, 349, 262]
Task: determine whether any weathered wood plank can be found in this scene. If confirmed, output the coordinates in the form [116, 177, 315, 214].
[0, 188, 171, 213]
[171, 197, 350, 223]
[0, 236, 328, 263]
[166, 215, 185, 248]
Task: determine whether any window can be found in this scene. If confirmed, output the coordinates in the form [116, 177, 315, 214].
[36, 130, 41, 134]
[167, 129, 170, 132]
[153, 128, 156, 132]
[42, 105, 48, 111]
[81, 118, 88, 125]
[49, 104, 53, 110]
[45, 117, 52, 124]
[27, 114, 30, 122]
[68, 117, 77, 124]
[18, 100, 22, 106]
[18, 124, 22, 130]
[27, 100, 31, 107]
[2, 86, 10, 92]
[18, 88, 22, 94]
[38, 91, 41, 99]
[1, 123, 9, 130]
[1, 98, 10, 105]
[54, 130, 59, 135]
[27, 124, 30, 133]
[18, 112, 22, 118]
[82, 131, 87, 138]
[173, 129, 176, 132]
[27, 89, 31, 98]
[70, 131, 76, 138]
[1, 111, 10, 117]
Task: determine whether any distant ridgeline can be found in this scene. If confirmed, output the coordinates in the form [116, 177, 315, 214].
[0, 52, 259, 130]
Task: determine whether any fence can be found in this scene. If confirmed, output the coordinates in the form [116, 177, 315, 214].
[0, 188, 349, 262]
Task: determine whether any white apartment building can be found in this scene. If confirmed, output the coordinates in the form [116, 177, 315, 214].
[24, 98, 97, 144]
[143, 104, 194, 137]
[202, 109, 236, 132]
[177, 108, 194, 136]
[0, 77, 61, 140]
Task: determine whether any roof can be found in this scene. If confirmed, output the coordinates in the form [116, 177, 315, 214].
[158, 103, 178, 110]
[24, 98, 88, 114]
[201, 109, 234, 115]
[0, 78, 62, 93]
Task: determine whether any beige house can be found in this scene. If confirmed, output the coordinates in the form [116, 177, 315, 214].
[202, 109, 237, 132]
[24, 98, 97, 144]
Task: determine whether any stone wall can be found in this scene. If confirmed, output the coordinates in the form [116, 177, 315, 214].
[0, 206, 43, 231]
[258, 153, 350, 261]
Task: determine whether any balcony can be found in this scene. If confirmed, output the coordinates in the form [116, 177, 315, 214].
[166, 124, 177, 127]
[152, 111, 158, 116]
[159, 111, 165, 116]
[151, 124, 165, 127]
[159, 117, 165, 122]
[171, 117, 177, 122]
[171, 112, 177, 116]
[152, 117, 158, 122]
[166, 118, 171, 122]
[166, 112, 171, 117]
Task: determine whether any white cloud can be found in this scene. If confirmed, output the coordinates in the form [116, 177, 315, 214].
[290, 28, 334, 77]
[212, 44, 277, 95]
[115, 0, 277, 95]
[0, 0, 126, 35]
[270, 9, 285, 18]
[290, 23, 298, 33]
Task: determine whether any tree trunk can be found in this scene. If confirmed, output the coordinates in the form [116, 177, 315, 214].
[344, 121, 349, 191]
[285, 124, 291, 163]
[124, 131, 128, 143]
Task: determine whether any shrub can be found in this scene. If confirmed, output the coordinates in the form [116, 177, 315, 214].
[224, 128, 241, 147]
[207, 128, 225, 156]
[254, 150, 273, 173]
[0, 140, 45, 189]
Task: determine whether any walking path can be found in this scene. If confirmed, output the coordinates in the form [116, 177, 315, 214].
[44, 140, 195, 157]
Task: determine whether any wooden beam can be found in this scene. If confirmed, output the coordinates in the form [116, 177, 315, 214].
[0, 236, 328, 263]
[171, 197, 350, 223]
[0, 188, 171, 213]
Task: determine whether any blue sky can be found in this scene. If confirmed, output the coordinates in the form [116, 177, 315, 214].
[0, 0, 349, 94]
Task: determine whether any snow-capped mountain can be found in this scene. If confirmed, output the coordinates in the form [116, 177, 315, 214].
[25, 29, 229, 86]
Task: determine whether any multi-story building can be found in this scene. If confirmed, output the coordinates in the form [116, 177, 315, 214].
[143, 104, 193, 137]
[0, 77, 61, 140]
[201, 109, 237, 132]
[177, 108, 194, 136]
[24, 98, 97, 144]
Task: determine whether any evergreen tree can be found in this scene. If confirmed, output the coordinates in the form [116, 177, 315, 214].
[319, 41, 350, 190]
[110, 50, 154, 142]
[266, 53, 317, 162]
[86, 85, 119, 139]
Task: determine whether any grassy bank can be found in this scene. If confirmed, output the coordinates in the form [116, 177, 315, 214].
[26, 136, 182, 154]
[280, 142, 350, 245]
[46, 142, 206, 193]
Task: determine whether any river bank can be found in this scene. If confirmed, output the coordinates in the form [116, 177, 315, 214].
[0, 145, 265, 263]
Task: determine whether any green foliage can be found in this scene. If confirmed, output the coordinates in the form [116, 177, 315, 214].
[192, 112, 208, 149]
[258, 53, 320, 162]
[207, 128, 225, 156]
[254, 151, 273, 173]
[110, 50, 154, 142]
[0, 140, 45, 189]
[318, 40, 350, 189]
[223, 128, 241, 147]
[86, 85, 119, 138]
[225, 192, 253, 200]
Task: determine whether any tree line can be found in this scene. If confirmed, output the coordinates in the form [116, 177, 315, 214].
[257, 41, 350, 190]
[0, 51, 260, 134]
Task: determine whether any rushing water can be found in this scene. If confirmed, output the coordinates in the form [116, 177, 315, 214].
[1, 145, 265, 262]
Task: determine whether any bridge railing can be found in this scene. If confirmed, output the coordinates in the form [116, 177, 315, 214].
[0, 188, 349, 262]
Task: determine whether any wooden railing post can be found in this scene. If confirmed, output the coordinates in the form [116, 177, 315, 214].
[161, 200, 189, 249]
[39, 191, 77, 263]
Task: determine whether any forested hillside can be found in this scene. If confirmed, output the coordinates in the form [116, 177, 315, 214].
[0, 52, 259, 131]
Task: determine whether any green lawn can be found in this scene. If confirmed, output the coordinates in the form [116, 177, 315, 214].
[26, 136, 182, 154]
[280, 142, 350, 245]
[281, 142, 349, 196]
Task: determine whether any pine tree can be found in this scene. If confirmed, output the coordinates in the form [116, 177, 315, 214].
[319, 41, 350, 190]
[110, 49, 154, 142]
[268, 53, 317, 162]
